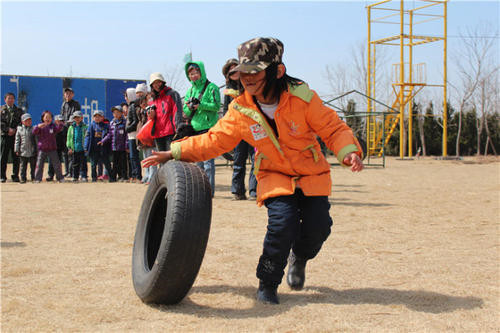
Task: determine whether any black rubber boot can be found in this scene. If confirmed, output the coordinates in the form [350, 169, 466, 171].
[286, 252, 307, 290]
[256, 281, 279, 304]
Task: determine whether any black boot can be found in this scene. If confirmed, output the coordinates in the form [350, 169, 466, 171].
[256, 281, 279, 304]
[286, 252, 307, 290]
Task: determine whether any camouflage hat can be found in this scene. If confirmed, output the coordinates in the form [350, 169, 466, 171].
[230, 37, 284, 74]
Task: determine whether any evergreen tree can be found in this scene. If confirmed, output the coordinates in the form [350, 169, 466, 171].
[423, 102, 442, 155]
[344, 99, 365, 139]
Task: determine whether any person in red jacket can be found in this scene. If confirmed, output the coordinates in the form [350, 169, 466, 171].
[143, 37, 364, 305]
[147, 72, 183, 152]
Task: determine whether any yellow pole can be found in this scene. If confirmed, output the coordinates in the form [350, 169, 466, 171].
[408, 10, 413, 157]
[443, 0, 448, 157]
[399, 0, 405, 158]
[367, 6, 372, 156]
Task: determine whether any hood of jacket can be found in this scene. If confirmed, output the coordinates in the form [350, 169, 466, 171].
[184, 61, 207, 88]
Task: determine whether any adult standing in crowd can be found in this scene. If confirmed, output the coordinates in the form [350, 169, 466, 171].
[183, 61, 221, 197]
[1, 92, 23, 182]
[125, 87, 143, 183]
[222, 58, 257, 200]
[60, 87, 81, 176]
[148, 72, 183, 152]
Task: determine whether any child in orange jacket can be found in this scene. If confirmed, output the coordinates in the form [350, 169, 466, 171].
[143, 37, 364, 305]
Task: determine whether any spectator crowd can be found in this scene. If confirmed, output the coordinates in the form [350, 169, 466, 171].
[1, 60, 257, 200]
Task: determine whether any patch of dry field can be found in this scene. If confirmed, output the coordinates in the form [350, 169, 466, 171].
[1, 156, 499, 332]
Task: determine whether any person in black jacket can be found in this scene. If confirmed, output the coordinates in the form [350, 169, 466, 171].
[1, 92, 24, 182]
[60, 87, 81, 176]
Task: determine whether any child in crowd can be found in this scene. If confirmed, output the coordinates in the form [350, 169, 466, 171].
[33, 110, 64, 182]
[66, 111, 88, 182]
[104, 105, 128, 182]
[47, 115, 69, 181]
[85, 110, 113, 182]
[136, 96, 157, 184]
[14, 113, 37, 183]
[143, 37, 364, 305]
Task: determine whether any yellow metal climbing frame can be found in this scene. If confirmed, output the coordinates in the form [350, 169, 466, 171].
[366, 0, 448, 158]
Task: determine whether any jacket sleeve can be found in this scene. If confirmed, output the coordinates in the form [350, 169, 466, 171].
[126, 103, 138, 133]
[223, 94, 232, 115]
[305, 92, 362, 165]
[66, 126, 73, 150]
[32, 125, 41, 136]
[1, 110, 8, 135]
[14, 128, 21, 153]
[13, 108, 23, 128]
[171, 107, 243, 162]
[171, 90, 185, 130]
[84, 124, 91, 151]
[101, 124, 111, 144]
[182, 87, 193, 118]
[198, 83, 221, 113]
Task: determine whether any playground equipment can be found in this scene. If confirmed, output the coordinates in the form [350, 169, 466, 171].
[323, 89, 395, 167]
[366, 0, 448, 158]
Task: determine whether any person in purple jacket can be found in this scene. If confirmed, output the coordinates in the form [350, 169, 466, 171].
[102, 105, 129, 182]
[32, 110, 64, 182]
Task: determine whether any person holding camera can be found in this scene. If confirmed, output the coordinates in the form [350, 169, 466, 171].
[147, 72, 183, 152]
[182, 61, 221, 197]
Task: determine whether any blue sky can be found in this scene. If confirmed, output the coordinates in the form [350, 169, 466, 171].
[1, 1, 499, 98]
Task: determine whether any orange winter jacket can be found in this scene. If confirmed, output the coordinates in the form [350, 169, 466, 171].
[171, 83, 362, 205]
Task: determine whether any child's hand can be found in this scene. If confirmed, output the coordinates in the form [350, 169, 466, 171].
[97, 141, 103, 146]
[141, 150, 172, 168]
[343, 152, 364, 172]
[68, 149, 73, 154]
[38, 123, 47, 128]
[15, 151, 19, 156]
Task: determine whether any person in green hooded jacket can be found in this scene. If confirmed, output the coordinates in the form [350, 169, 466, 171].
[182, 61, 221, 196]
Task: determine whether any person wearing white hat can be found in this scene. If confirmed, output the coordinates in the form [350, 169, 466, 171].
[125, 87, 142, 182]
[135, 83, 148, 97]
[147, 72, 183, 152]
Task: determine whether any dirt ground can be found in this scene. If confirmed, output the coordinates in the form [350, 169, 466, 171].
[1, 156, 499, 332]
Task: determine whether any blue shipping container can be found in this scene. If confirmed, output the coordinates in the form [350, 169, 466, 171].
[0, 74, 146, 124]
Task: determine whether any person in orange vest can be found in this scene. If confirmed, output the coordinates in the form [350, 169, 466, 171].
[142, 37, 364, 305]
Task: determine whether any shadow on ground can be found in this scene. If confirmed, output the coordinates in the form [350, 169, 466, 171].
[150, 285, 483, 318]
[1, 241, 27, 248]
[328, 198, 392, 207]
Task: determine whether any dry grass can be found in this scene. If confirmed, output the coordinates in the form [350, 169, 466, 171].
[1, 156, 499, 332]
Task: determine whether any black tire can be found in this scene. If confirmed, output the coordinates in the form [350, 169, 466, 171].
[132, 161, 212, 304]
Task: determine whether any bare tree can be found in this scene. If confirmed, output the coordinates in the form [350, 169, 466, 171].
[453, 23, 498, 156]
[163, 64, 188, 94]
[476, 67, 499, 155]
[450, 37, 481, 157]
